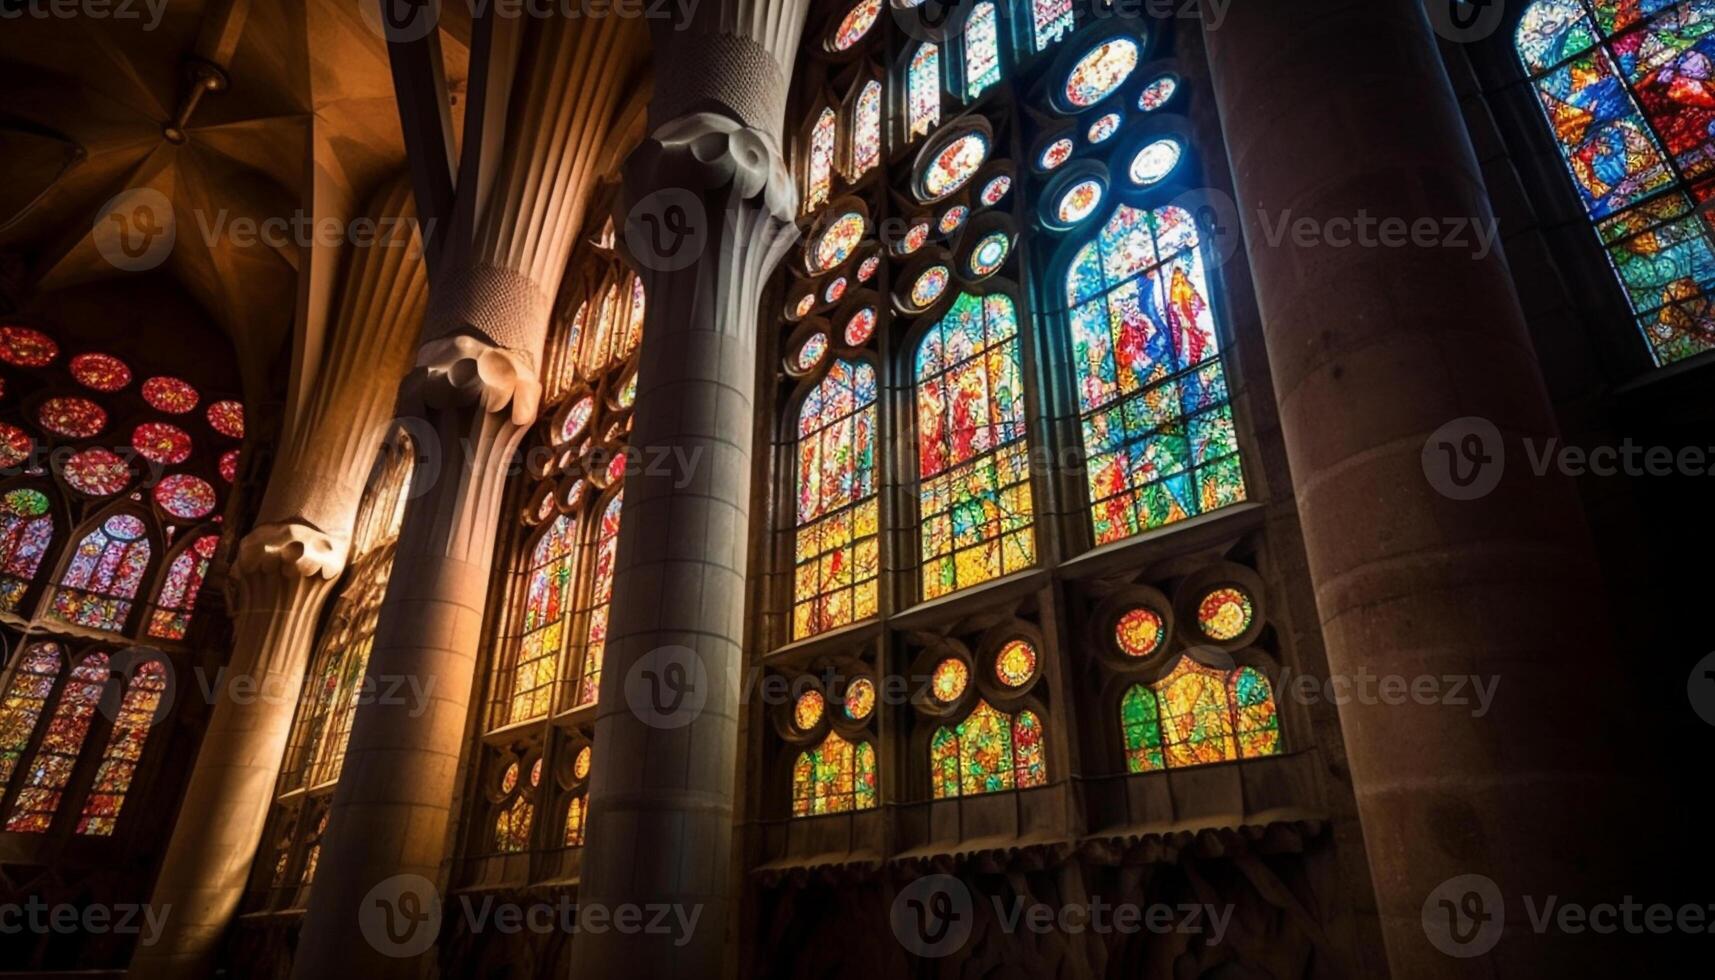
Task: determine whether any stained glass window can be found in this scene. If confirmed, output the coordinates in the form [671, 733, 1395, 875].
[914, 292, 1035, 599]
[965, 2, 1001, 99]
[76, 658, 167, 835]
[494, 760, 537, 853]
[792, 733, 879, 816]
[833, 0, 882, 51]
[147, 534, 219, 639]
[573, 492, 623, 707]
[808, 108, 838, 212]
[793, 360, 880, 638]
[50, 513, 152, 632]
[908, 43, 941, 138]
[1518, 0, 1715, 365]
[1032, 0, 1075, 52]
[1063, 36, 1139, 107]
[564, 794, 587, 846]
[852, 80, 883, 177]
[503, 514, 578, 724]
[0, 488, 53, 611]
[0, 643, 62, 799]
[1065, 205, 1247, 544]
[929, 701, 1047, 798]
[1121, 658, 1281, 773]
[6, 652, 108, 832]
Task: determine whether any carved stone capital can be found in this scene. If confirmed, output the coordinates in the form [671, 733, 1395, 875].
[231, 520, 347, 596]
[625, 112, 797, 226]
[403, 333, 543, 428]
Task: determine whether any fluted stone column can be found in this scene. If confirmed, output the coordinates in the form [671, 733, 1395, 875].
[571, 7, 806, 975]
[130, 179, 427, 980]
[1203, 3, 1631, 976]
[289, 14, 641, 978]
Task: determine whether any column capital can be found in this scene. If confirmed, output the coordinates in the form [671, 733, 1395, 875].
[231, 519, 347, 603]
[403, 332, 543, 429]
[624, 111, 797, 225]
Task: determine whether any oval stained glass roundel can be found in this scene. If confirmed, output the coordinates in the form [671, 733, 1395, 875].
[832, 0, 881, 50]
[909, 265, 951, 310]
[937, 205, 968, 234]
[930, 658, 968, 703]
[37, 397, 107, 438]
[968, 232, 1010, 277]
[1064, 37, 1140, 108]
[995, 640, 1037, 687]
[155, 474, 217, 520]
[62, 448, 131, 496]
[1198, 586, 1254, 641]
[574, 745, 592, 780]
[104, 514, 147, 541]
[1087, 112, 1122, 144]
[142, 376, 199, 414]
[0, 423, 32, 469]
[1138, 75, 1178, 111]
[844, 307, 878, 346]
[896, 220, 931, 255]
[560, 396, 595, 443]
[1115, 607, 1165, 657]
[794, 293, 817, 318]
[843, 677, 876, 720]
[980, 174, 1012, 206]
[0, 326, 58, 367]
[219, 448, 240, 483]
[1129, 138, 1184, 187]
[132, 422, 193, 465]
[793, 689, 825, 731]
[813, 212, 866, 272]
[207, 400, 245, 439]
[69, 353, 132, 391]
[1056, 179, 1105, 225]
[1039, 137, 1075, 171]
[794, 332, 830, 372]
[857, 255, 881, 283]
[922, 132, 990, 200]
[824, 276, 849, 304]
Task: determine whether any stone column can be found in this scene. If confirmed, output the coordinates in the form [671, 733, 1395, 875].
[288, 14, 642, 978]
[570, 8, 805, 975]
[130, 178, 427, 980]
[1202, 2, 1631, 976]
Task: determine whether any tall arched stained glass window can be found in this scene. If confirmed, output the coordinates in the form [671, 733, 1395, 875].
[929, 700, 1047, 798]
[572, 491, 623, 707]
[808, 107, 838, 212]
[793, 359, 879, 639]
[1031, 0, 1075, 52]
[1066, 205, 1246, 544]
[851, 80, 883, 178]
[0, 643, 61, 799]
[50, 513, 151, 631]
[147, 533, 218, 640]
[6, 651, 108, 832]
[1121, 659, 1280, 773]
[914, 292, 1035, 599]
[504, 514, 578, 725]
[0, 488, 53, 611]
[965, 2, 1002, 99]
[792, 733, 878, 815]
[76, 658, 168, 835]
[908, 43, 941, 138]
[1518, 0, 1715, 365]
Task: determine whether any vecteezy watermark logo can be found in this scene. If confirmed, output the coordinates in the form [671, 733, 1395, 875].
[93, 188, 175, 272]
[1426, 0, 1507, 43]
[1422, 416, 1504, 500]
[890, 875, 974, 958]
[890, 0, 974, 43]
[360, 873, 442, 958]
[359, 0, 442, 44]
[1423, 874, 1504, 958]
[0, 898, 171, 945]
[624, 645, 709, 729]
[1688, 651, 1715, 726]
[623, 187, 706, 273]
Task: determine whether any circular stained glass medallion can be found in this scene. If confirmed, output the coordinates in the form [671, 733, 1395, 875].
[104, 513, 146, 541]
[69, 353, 132, 392]
[155, 474, 217, 520]
[908, 265, 950, 310]
[207, 400, 245, 439]
[37, 397, 106, 438]
[1039, 137, 1074, 171]
[793, 689, 825, 731]
[1198, 586, 1254, 641]
[1064, 36, 1140, 108]
[938, 206, 968, 235]
[968, 232, 1010, 277]
[561, 396, 595, 443]
[142, 376, 199, 414]
[63, 448, 131, 496]
[0, 326, 58, 367]
[132, 422, 193, 465]
[825, 276, 849, 304]
[2, 488, 50, 518]
[1138, 75, 1178, 111]
[1056, 179, 1105, 225]
[574, 746, 592, 780]
[831, 0, 881, 51]
[930, 658, 968, 703]
[844, 307, 877, 346]
[1129, 138, 1183, 187]
[0, 423, 32, 469]
[922, 132, 990, 200]
[1087, 112, 1122, 144]
[995, 640, 1037, 687]
[844, 677, 876, 720]
[219, 448, 240, 483]
[794, 332, 830, 372]
[813, 212, 866, 272]
[980, 174, 1012, 206]
[896, 219, 931, 255]
[1115, 607, 1165, 657]
[501, 762, 520, 794]
[794, 293, 817, 318]
[857, 255, 880, 283]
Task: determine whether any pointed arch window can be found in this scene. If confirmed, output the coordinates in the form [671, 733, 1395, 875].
[50, 513, 151, 631]
[850, 80, 883, 178]
[147, 533, 218, 640]
[502, 514, 579, 725]
[0, 643, 62, 798]
[494, 758, 539, 853]
[929, 700, 1047, 798]
[1030, 0, 1075, 52]
[965, 1, 1002, 98]
[1065, 205, 1246, 545]
[5, 651, 108, 832]
[1517, 0, 1715, 365]
[908, 43, 941, 138]
[578, 273, 645, 378]
[1121, 658, 1281, 772]
[913, 292, 1035, 599]
[808, 107, 838, 211]
[792, 732, 878, 815]
[793, 359, 880, 640]
[76, 658, 168, 835]
[0, 488, 53, 612]
[572, 491, 623, 707]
